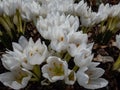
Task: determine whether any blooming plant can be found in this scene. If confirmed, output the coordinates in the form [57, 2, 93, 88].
[0, 0, 120, 90]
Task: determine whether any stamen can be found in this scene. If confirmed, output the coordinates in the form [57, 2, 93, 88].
[60, 37, 64, 41]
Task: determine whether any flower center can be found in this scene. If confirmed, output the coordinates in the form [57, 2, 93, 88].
[15, 71, 28, 84]
[48, 62, 64, 76]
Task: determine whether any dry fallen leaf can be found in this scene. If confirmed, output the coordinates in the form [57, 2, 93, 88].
[94, 54, 114, 63]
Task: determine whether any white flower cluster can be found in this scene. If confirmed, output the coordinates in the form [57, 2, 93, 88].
[0, 0, 119, 25]
[3, 0, 120, 89]
[0, 35, 108, 89]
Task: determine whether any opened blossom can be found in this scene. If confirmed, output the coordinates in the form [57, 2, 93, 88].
[1, 36, 48, 71]
[21, 1, 41, 21]
[36, 12, 79, 39]
[2, 0, 22, 16]
[75, 0, 96, 26]
[46, 0, 74, 13]
[74, 49, 94, 67]
[1, 50, 33, 71]
[67, 31, 93, 57]
[42, 56, 68, 82]
[50, 29, 68, 52]
[76, 62, 108, 89]
[24, 37, 48, 65]
[93, 3, 110, 24]
[1, 36, 33, 70]
[0, 68, 32, 90]
[65, 70, 76, 85]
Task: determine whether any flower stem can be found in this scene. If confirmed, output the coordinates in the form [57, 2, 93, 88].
[113, 54, 120, 70]
[33, 65, 41, 79]
[3, 14, 15, 30]
[72, 65, 79, 72]
[111, 17, 119, 32]
[107, 17, 113, 30]
[0, 17, 13, 39]
[30, 77, 39, 82]
[64, 53, 71, 62]
[23, 21, 26, 34]
[16, 9, 23, 34]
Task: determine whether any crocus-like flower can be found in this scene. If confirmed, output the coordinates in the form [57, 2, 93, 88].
[50, 29, 68, 52]
[93, 3, 110, 24]
[75, 0, 96, 26]
[21, 1, 41, 21]
[0, 68, 32, 89]
[25, 37, 48, 65]
[1, 51, 29, 70]
[67, 31, 93, 57]
[74, 49, 94, 67]
[47, 0, 74, 13]
[1, 36, 30, 71]
[80, 11, 97, 27]
[1, 36, 33, 70]
[2, 0, 22, 16]
[36, 12, 79, 39]
[116, 34, 120, 49]
[75, 0, 87, 16]
[109, 3, 120, 17]
[1, 36, 48, 70]
[42, 56, 68, 82]
[65, 70, 76, 85]
[76, 62, 108, 89]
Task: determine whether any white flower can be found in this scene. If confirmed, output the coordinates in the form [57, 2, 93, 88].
[0, 68, 32, 89]
[67, 31, 91, 57]
[23, 0, 38, 2]
[74, 49, 94, 67]
[76, 62, 108, 89]
[93, 3, 110, 24]
[75, 0, 96, 26]
[75, 0, 89, 17]
[37, 0, 74, 14]
[47, 0, 74, 13]
[2, 0, 22, 16]
[1, 52, 22, 70]
[1, 36, 48, 70]
[50, 29, 68, 52]
[65, 70, 76, 85]
[36, 12, 79, 39]
[18, 36, 29, 49]
[116, 34, 120, 49]
[25, 37, 48, 65]
[1, 36, 34, 70]
[80, 11, 97, 27]
[42, 56, 68, 82]
[21, 1, 41, 21]
[109, 3, 120, 17]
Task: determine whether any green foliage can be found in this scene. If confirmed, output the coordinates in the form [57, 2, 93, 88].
[0, 10, 26, 50]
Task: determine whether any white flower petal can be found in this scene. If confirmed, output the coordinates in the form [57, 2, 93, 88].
[76, 67, 89, 85]
[0, 69, 32, 89]
[12, 42, 23, 52]
[28, 53, 45, 65]
[42, 56, 68, 82]
[65, 70, 76, 85]
[83, 78, 108, 89]
[18, 36, 28, 49]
